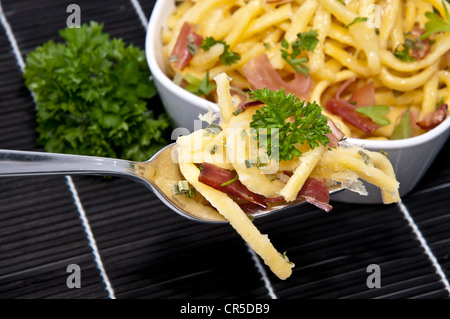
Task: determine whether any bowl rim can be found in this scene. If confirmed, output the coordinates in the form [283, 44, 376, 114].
[145, 0, 218, 112]
[146, 0, 450, 150]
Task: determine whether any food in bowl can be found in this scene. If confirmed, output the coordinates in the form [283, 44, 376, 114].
[160, 0, 449, 141]
[146, 0, 450, 202]
[144, 73, 400, 279]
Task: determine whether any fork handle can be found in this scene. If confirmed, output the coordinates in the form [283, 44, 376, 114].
[0, 149, 139, 180]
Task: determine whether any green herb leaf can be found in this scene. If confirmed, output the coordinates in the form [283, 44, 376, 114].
[345, 17, 368, 28]
[174, 181, 196, 198]
[249, 88, 331, 162]
[220, 173, 239, 186]
[204, 123, 223, 135]
[184, 71, 216, 96]
[421, 0, 450, 39]
[296, 30, 320, 52]
[355, 105, 391, 126]
[393, 44, 416, 62]
[23, 22, 171, 162]
[358, 150, 372, 165]
[200, 36, 241, 65]
[187, 33, 199, 55]
[281, 251, 294, 264]
[280, 30, 319, 76]
[185, 188, 197, 198]
[390, 107, 412, 140]
[209, 144, 218, 154]
[377, 149, 390, 158]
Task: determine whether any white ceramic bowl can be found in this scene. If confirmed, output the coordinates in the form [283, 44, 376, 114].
[146, 0, 450, 204]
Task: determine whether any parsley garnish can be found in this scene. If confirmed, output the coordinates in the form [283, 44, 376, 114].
[281, 251, 294, 264]
[200, 37, 241, 65]
[421, 0, 450, 40]
[187, 34, 199, 55]
[377, 149, 390, 158]
[220, 173, 239, 187]
[204, 123, 223, 136]
[345, 17, 368, 28]
[209, 144, 218, 154]
[358, 150, 372, 165]
[280, 30, 319, 76]
[173, 181, 197, 198]
[245, 155, 269, 169]
[184, 71, 216, 96]
[393, 42, 416, 62]
[249, 88, 331, 162]
[23, 22, 170, 162]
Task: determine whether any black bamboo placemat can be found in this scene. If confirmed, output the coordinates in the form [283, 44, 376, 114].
[0, 0, 449, 299]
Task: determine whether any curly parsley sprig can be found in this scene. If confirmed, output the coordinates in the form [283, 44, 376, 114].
[249, 88, 331, 162]
[23, 22, 171, 162]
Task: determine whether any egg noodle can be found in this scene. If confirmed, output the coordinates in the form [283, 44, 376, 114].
[162, 0, 450, 140]
[174, 73, 399, 279]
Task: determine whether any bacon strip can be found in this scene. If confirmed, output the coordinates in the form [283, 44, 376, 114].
[169, 22, 203, 70]
[199, 163, 332, 213]
[265, 178, 332, 212]
[416, 104, 448, 130]
[198, 163, 267, 208]
[242, 53, 311, 100]
[236, 100, 265, 112]
[325, 79, 379, 135]
[410, 26, 432, 61]
[348, 82, 376, 107]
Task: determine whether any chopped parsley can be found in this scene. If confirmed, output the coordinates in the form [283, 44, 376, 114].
[393, 41, 416, 62]
[200, 36, 241, 65]
[358, 150, 372, 165]
[205, 123, 222, 134]
[345, 17, 368, 28]
[173, 181, 197, 198]
[220, 173, 239, 187]
[209, 144, 218, 154]
[377, 149, 390, 158]
[184, 71, 216, 96]
[187, 33, 199, 55]
[282, 251, 294, 264]
[245, 155, 269, 169]
[249, 88, 331, 162]
[280, 30, 319, 76]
